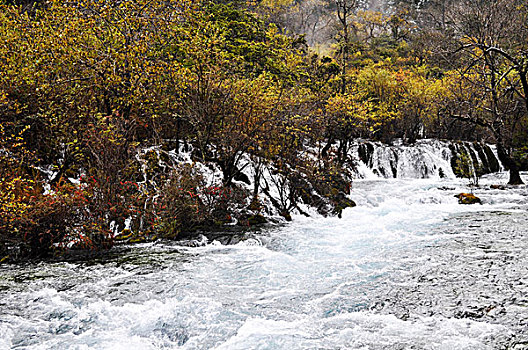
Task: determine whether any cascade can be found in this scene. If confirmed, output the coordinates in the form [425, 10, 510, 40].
[351, 139, 504, 179]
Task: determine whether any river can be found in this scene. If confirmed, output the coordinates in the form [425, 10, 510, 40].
[1, 172, 527, 349]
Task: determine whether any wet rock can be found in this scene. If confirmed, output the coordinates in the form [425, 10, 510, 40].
[234, 171, 250, 185]
[438, 186, 455, 191]
[129, 235, 147, 244]
[474, 143, 490, 174]
[438, 168, 446, 178]
[291, 174, 333, 216]
[450, 142, 502, 178]
[203, 232, 261, 245]
[358, 142, 375, 166]
[281, 211, 292, 222]
[490, 184, 507, 190]
[238, 212, 268, 226]
[483, 145, 501, 173]
[456, 193, 482, 205]
[114, 229, 133, 242]
[177, 234, 208, 247]
[334, 192, 357, 218]
[247, 214, 267, 226]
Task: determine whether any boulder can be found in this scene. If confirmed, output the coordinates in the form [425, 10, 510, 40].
[455, 193, 482, 205]
[334, 192, 357, 218]
[114, 229, 133, 242]
[247, 214, 267, 226]
[281, 211, 293, 222]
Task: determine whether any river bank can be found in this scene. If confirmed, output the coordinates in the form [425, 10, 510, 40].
[1, 138, 512, 263]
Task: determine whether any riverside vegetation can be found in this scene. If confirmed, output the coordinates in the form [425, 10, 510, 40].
[1, 0, 527, 260]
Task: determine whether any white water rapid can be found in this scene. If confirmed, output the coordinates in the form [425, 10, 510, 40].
[1, 172, 528, 349]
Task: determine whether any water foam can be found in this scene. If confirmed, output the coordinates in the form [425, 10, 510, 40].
[1, 173, 527, 349]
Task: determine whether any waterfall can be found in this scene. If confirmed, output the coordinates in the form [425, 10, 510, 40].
[350, 139, 504, 179]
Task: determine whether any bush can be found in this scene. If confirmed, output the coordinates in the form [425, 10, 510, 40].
[1, 179, 114, 259]
[147, 164, 249, 238]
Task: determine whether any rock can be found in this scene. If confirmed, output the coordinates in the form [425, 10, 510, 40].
[281, 211, 292, 222]
[248, 198, 263, 212]
[358, 142, 375, 166]
[455, 193, 482, 205]
[234, 171, 251, 185]
[129, 236, 147, 244]
[177, 235, 208, 247]
[237, 211, 267, 227]
[114, 229, 133, 242]
[247, 214, 267, 226]
[483, 145, 501, 173]
[490, 184, 507, 190]
[334, 192, 357, 218]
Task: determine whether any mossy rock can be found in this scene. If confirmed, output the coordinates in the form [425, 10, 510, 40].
[114, 229, 133, 242]
[248, 198, 263, 212]
[333, 193, 357, 218]
[159, 221, 181, 239]
[213, 219, 227, 227]
[247, 214, 267, 226]
[129, 236, 147, 244]
[281, 211, 292, 222]
[456, 193, 482, 205]
[115, 229, 153, 243]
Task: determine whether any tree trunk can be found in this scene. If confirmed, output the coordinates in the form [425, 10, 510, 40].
[508, 166, 524, 185]
[497, 143, 524, 185]
[321, 136, 334, 158]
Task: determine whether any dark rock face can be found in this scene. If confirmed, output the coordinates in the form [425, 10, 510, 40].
[390, 151, 398, 178]
[474, 143, 490, 174]
[450, 142, 502, 177]
[333, 193, 356, 218]
[234, 171, 251, 185]
[483, 145, 501, 173]
[358, 142, 375, 166]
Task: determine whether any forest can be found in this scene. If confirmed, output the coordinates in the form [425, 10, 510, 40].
[1, 0, 527, 260]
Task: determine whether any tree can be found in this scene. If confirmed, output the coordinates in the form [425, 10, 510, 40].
[328, 0, 362, 93]
[443, 0, 528, 184]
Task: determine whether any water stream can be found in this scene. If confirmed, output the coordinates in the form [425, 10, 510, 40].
[1, 172, 527, 349]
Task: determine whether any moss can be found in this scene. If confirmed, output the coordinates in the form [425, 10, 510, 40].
[115, 229, 155, 244]
[213, 219, 226, 226]
[114, 229, 133, 241]
[247, 214, 267, 226]
[334, 196, 356, 218]
[129, 235, 147, 244]
[159, 221, 181, 239]
[456, 193, 482, 205]
[248, 198, 263, 212]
